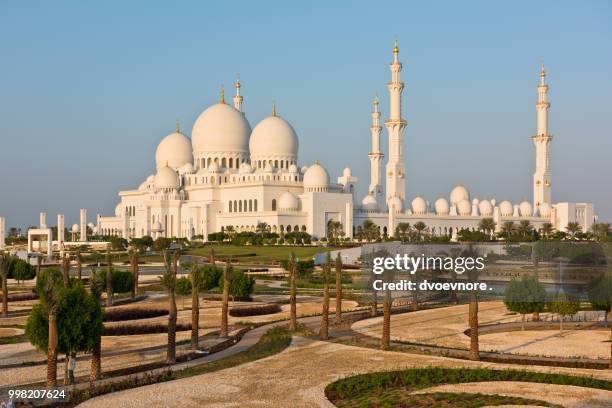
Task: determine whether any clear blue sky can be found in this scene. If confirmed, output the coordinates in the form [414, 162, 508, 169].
[1, 0, 610, 229]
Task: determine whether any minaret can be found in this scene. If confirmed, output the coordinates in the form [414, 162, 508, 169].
[233, 76, 243, 113]
[368, 95, 384, 205]
[532, 64, 553, 210]
[384, 37, 407, 210]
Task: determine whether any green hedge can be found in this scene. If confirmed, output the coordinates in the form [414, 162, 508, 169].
[98, 269, 134, 294]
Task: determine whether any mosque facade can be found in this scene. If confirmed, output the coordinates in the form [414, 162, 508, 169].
[97, 41, 596, 241]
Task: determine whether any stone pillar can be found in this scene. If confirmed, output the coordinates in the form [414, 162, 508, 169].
[80, 209, 87, 242]
[46, 229, 53, 260]
[0, 217, 5, 250]
[57, 214, 65, 257]
[40, 212, 47, 228]
[388, 204, 396, 238]
[345, 202, 353, 239]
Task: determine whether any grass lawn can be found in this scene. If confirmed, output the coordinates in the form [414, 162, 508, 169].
[188, 245, 340, 264]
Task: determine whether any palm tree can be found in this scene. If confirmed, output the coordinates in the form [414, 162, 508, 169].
[160, 250, 178, 364]
[381, 267, 393, 350]
[0, 252, 10, 317]
[395, 223, 411, 243]
[335, 252, 343, 324]
[225, 225, 236, 241]
[327, 221, 344, 245]
[190, 257, 200, 350]
[220, 259, 231, 337]
[320, 253, 331, 340]
[209, 247, 216, 266]
[540, 223, 554, 239]
[591, 223, 611, 242]
[517, 220, 533, 238]
[256, 222, 269, 237]
[413, 221, 427, 241]
[464, 246, 481, 361]
[566, 222, 582, 239]
[288, 252, 297, 331]
[361, 220, 379, 242]
[355, 226, 364, 242]
[130, 249, 138, 298]
[76, 249, 83, 281]
[478, 218, 496, 238]
[90, 267, 102, 381]
[38, 271, 60, 387]
[105, 249, 113, 307]
[501, 221, 515, 237]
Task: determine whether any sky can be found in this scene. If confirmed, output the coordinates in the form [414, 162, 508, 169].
[0, 0, 611, 230]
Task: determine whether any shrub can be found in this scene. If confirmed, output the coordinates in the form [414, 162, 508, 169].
[175, 277, 192, 296]
[103, 307, 168, 322]
[219, 269, 255, 298]
[199, 265, 222, 290]
[103, 322, 191, 336]
[7, 257, 36, 281]
[229, 303, 281, 317]
[98, 269, 134, 294]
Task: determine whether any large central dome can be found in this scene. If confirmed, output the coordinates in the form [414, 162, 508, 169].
[191, 102, 251, 155]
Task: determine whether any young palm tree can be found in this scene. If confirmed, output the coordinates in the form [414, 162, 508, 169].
[501, 221, 515, 237]
[361, 220, 377, 242]
[590, 223, 610, 242]
[327, 221, 344, 245]
[256, 222, 270, 237]
[395, 223, 411, 243]
[320, 253, 331, 340]
[540, 223, 554, 239]
[288, 252, 298, 331]
[0, 252, 10, 318]
[220, 259, 231, 337]
[190, 257, 200, 350]
[105, 249, 113, 307]
[413, 221, 427, 241]
[566, 222, 582, 239]
[464, 246, 481, 361]
[90, 267, 102, 381]
[38, 272, 60, 387]
[381, 266, 393, 350]
[334, 252, 343, 324]
[160, 250, 178, 364]
[130, 249, 138, 298]
[517, 220, 533, 238]
[478, 218, 496, 238]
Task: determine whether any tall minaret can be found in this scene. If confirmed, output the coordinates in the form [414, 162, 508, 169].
[368, 96, 384, 205]
[384, 38, 407, 210]
[532, 64, 553, 210]
[233, 76, 243, 113]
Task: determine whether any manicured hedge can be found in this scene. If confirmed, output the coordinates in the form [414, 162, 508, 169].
[98, 269, 134, 293]
[0, 291, 38, 302]
[229, 303, 281, 317]
[103, 307, 168, 322]
[103, 322, 191, 336]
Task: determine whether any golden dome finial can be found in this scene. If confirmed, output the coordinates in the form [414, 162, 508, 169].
[393, 35, 399, 54]
[175, 119, 181, 133]
[235, 74, 241, 89]
[540, 63, 546, 78]
[272, 102, 277, 117]
[374, 94, 379, 105]
[220, 86, 225, 104]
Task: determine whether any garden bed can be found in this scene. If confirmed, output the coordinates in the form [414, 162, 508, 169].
[103, 322, 191, 336]
[103, 307, 168, 322]
[0, 291, 38, 302]
[229, 303, 281, 317]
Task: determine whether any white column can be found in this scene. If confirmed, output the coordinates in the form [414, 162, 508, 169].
[40, 212, 47, 228]
[385, 38, 407, 210]
[122, 210, 129, 239]
[57, 214, 64, 257]
[345, 202, 353, 239]
[80, 209, 87, 242]
[532, 65, 553, 210]
[46, 229, 52, 260]
[368, 96, 384, 206]
[388, 204, 396, 238]
[0, 217, 5, 250]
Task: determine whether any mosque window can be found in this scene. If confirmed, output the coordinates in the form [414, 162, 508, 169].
[274, 160, 279, 168]
[239, 201, 242, 212]
[254, 200, 258, 212]
[229, 202, 232, 213]
[249, 199, 252, 212]
[272, 199, 277, 211]
[229, 158, 233, 168]
[222, 158, 227, 168]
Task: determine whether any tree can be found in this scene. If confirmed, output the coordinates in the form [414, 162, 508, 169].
[361, 220, 380, 242]
[395, 223, 411, 243]
[105, 249, 113, 306]
[591, 223, 611, 242]
[565, 222, 582, 240]
[219, 269, 255, 299]
[256, 222, 270, 237]
[199, 265, 222, 290]
[327, 221, 344, 245]
[587, 271, 612, 368]
[547, 293, 580, 335]
[478, 218, 496, 238]
[516, 220, 533, 238]
[190, 258, 200, 350]
[108, 236, 127, 251]
[220, 259, 231, 337]
[224, 225, 237, 241]
[504, 276, 546, 330]
[0, 252, 11, 317]
[61, 253, 70, 288]
[175, 277, 191, 310]
[320, 253, 331, 340]
[159, 250, 178, 364]
[89, 267, 102, 381]
[500, 221, 515, 237]
[381, 261, 395, 350]
[153, 237, 171, 252]
[209, 247, 216, 266]
[130, 249, 139, 298]
[540, 223, 554, 239]
[335, 252, 343, 324]
[413, 222, 427, 241]
[288, 252, 298, 331]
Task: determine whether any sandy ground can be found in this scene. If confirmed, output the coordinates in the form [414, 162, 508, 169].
[0, 327, 23, 337]
[80, 336, 612, 408]
[352, 301, 610, 359]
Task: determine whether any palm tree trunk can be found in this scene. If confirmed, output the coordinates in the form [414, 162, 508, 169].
[1, 275, 7, 317]
[91, 339, 101, 381]
[381, 291, 391, 350]
[191, 282, 199, 350]
[522, 314, 525, 331]
[559, 314, 563, 335]
[167, 292, 177, 364]
[36, 255, 41, 282]
[321, 281, 329, 340]
[370, 291, 378, 317]
[468, 293, 479, 361]
[220, 263, 230, 337]
[62, 254, 70, 287]
[130, 252, 136, 298]
[609, 322, 612, 369]
[289, 262, 297, 332]
[106, 251, 113, 307]
[47, 311, 58, 387]
[335, 261, 342, 324]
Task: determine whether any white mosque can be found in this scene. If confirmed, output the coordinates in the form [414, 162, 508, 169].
[96, 40, 596, 242]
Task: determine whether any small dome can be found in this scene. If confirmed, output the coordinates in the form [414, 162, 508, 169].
[519, 201, 533, 217]
[342, 167, 352, 177]
[71, 224, 79, 233]
[411, 196, 427, 215]
[499, 200, 513, 216]
[478, 200, 493, 216]
[457, 199, 471, 216]
[303, 162, 329, 191]
[138, 181, 147, 191]
[362, 194, 379, 211]
[434, 197, 449, 215]
[239, 162, 253, 174]
[388, 196, 403, 212]
[491, 198, 497, 206]
[179, 163, 194, 174]
[192, 103, 251, 155]
[278, 191, 299, 210]
[154, 166, 180, 190]
[539, 202, 552, 218]
[472, 198, 479, 205]
[249, 115, 298, 160]
[87, 222, 95, 229]
[450, 185, 469, 206]
[146, 174, 155, 183]
[155, 131, 193, 170]
[114, 204, 123, 217]
[288, 164, 298, 173]
[300, 166, 308, 174]
[151, 221, 163, 232]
